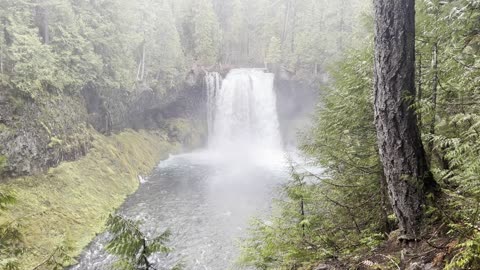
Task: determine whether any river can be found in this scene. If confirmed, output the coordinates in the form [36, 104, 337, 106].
[72, 69, 294, 269]
[71, 150, 291, 270]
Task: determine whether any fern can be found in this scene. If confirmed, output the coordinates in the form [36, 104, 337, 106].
[0, 190, 22, 270]
[0, 192, 15, 211]
[105, 214, 178, 270]
[445, 231, 480, 270]
[32, 245, 73, 270]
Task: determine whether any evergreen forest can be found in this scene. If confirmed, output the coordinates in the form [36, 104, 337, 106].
[0, 0, 479, 269]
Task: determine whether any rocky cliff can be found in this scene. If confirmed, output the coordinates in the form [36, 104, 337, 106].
[0, 90, 91, 177]
[0, 73, 207, 178]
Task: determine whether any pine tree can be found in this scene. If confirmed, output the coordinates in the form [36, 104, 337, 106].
[105, 215, 181, 270]
[240, 44, 391, 268]
[147, 1, 185, 92]
[0, 190, 21, 270]
[265, 36, 282, 64]
[187, 0, 221, 65]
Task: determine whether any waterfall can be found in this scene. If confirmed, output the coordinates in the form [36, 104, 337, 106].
[205, 72, 221, 138]
[205, 69, 282, 158]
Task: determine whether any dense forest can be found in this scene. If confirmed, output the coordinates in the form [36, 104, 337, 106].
[0, 0, 479, 269]
[240, 0, 480, 269]
[0, 0, 363, 175]
[0, 0, 364, 98]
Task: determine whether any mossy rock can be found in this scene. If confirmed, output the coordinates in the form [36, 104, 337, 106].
[165, 118, 204, 149]
[0, 130, 180, 269]
[0, 155, 7, 173]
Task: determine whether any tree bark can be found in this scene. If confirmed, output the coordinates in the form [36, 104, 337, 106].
[374, 0, 436, 240]
[379, 173, 393, 233]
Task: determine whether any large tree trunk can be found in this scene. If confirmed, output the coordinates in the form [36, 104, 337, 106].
[373, 0, 436, 240]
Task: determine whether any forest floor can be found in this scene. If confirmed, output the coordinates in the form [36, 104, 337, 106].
[316, 226, 458, 270]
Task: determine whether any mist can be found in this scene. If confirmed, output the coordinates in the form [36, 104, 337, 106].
[3, 0, 476, 268]
[1, 0, 370, 269]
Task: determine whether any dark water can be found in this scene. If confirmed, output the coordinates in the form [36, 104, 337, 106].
[71, 150, 288, 270]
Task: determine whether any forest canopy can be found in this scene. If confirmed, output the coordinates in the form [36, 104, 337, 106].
[1, 0, 479, 269]
[0, 0, 366, 99]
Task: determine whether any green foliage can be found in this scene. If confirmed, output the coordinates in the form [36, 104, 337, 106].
[47, 137, 63, 148]
[0, 156, 6, 175]
[164, 118, 203, 148]
[240, 16, 390, 270]
[106, 214, 175, 270]
[4, 7, 57, 99]
[0, 191, 15, 211]
[301, 42, 389, 251]
[239, 169, 324, 269]
[210, 0, 366, 71]
[0, 190, 22, 270]
[73, 0, 137, 90]
[31, 245, 73, 270]
[0, 0, 367, 96]
[0, 0, 478, 268]
[413, 0, 480, 267]
[240, 0, 480, 267]
[0, 131, 179, 269]
[186, 0, 221, 65]
[239, 168, 386, 269]
[0, 0, 187, 100]
[240, 0, 480, 266]
[146, 1, 185, 90]
[445, 231, 480, 270]
[433, 113, 480, 268]
[265, 36, 282, 64]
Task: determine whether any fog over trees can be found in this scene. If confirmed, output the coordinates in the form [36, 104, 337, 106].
[0, 0, 479, 269]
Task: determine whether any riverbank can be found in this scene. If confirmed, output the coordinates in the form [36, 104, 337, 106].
[0, 129, 180, 269]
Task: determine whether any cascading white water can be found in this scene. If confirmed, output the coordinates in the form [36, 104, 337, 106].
[205, 71, 221, 138]
[206, 69, 283, 159]
[73, 69, 289, 270]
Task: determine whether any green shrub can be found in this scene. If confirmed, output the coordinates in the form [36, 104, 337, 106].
[106, 214, 182, 270]
[0, 190, 22, 270]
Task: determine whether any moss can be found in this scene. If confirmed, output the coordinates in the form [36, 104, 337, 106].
[165, 118, 205, 149]
[48, 136, 63, 148]
[9, 94, 26, 113]
[0, 123, 8, 132]
[0, 129, 180, 269]
[0, 155, 6, 173]
[39, 122, 52, 136]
